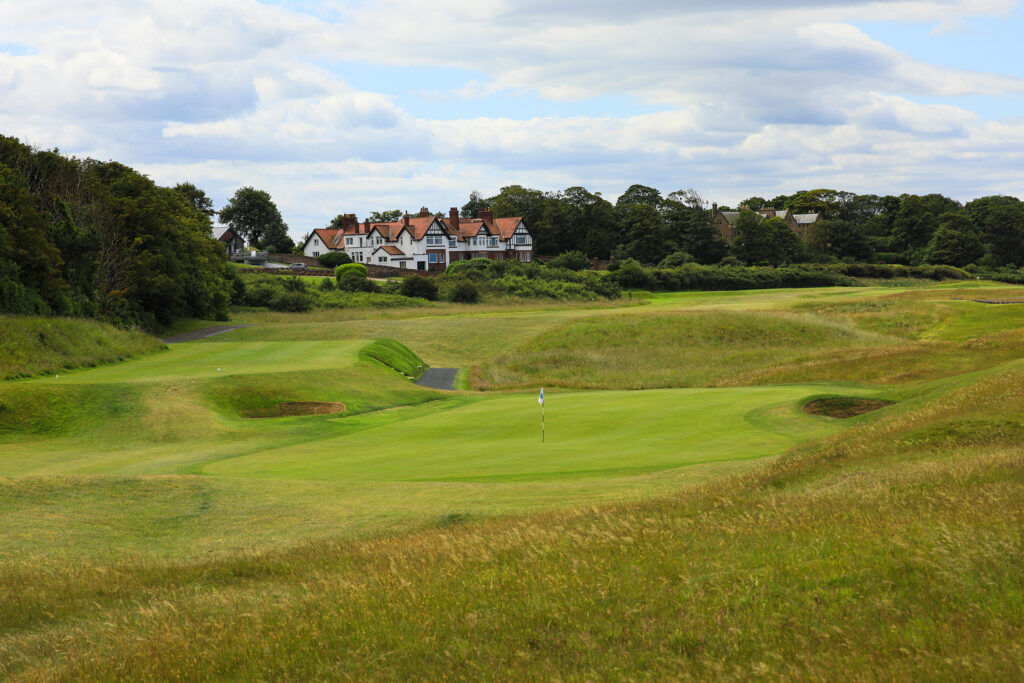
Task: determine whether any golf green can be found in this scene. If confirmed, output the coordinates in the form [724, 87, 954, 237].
[205, 384, 870, 482]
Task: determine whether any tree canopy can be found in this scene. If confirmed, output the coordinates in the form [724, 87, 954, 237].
[219, 187, 292, 252]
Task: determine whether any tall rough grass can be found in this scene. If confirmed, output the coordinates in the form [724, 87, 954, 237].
[473, 310, 887, 390]
[0, 316, 164, 380]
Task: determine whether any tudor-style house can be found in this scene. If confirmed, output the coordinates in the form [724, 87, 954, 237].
[301, 206, 533, 271]
[711, 203, 822, 242]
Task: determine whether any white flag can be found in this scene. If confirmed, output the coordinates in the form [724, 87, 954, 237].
[538, 387, 544, 405]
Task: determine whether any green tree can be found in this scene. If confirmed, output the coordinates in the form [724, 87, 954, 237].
[461, 191, 488, 218]
[616, 202, 673, 265]
[664, 188, 728, 264]
[616, 184, 663, 209]
[219, 187, 289, 248]
[368, 210, 402, 223]
[923, 213, 984, 267]
[965, 196, 1024, 266]
[891, 194, 961, 254]
[173, 182, 215, 220]
[548, 250, 590, 270]
[806, 219, 872, 261]
[734, 210, 770, 264]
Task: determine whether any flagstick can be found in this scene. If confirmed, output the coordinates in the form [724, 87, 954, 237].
[542, 401, 545, 443]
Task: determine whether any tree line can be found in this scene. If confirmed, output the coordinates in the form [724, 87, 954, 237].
[462, 185, 1024, 268]
[0, 136, 235, 329]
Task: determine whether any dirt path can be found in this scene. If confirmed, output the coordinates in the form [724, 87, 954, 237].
[415, 368, 459, 391]
[163, 325, 251, 343]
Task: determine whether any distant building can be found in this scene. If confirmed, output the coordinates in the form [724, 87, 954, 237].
[212, 226, 245, 256]
[300, 207, 533, 271]
[712, 204, 822, 242]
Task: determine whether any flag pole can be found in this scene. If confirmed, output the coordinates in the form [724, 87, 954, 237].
[542, 400, 545, 443]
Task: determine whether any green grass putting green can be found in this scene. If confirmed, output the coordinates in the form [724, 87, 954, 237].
[205, 384, 874, 483]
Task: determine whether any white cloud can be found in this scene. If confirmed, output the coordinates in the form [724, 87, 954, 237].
[1, 0, 1022, 236]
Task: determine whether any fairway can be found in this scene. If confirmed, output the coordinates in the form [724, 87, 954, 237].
[23, 339, 365, 384]
[205, 384, 869, 482]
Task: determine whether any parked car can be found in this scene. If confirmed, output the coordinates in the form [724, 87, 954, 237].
[287, 263, 306, 271]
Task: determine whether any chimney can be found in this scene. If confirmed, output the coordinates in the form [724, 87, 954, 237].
[477, 207, 494, 223]
[363, 219, 369, 231]
[403, 212, 410, 228]
[419, 206, 430, 217]
[712, 202, 718, 214]
[342, 213, 358, 232]
[449, 207, 460, 230]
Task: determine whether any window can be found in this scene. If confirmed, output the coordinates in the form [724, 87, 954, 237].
[313, 251, 319, 257]
[448, 238, 457, 248]
[428, 253, 438, 263]
[314, 238, 320, 246]
[488, 237, 498, 247]
[426, 236, 443, 246]
[378, 256, 387, 263]
[346, 237, 353, 246]
[515, 235, 530, 245]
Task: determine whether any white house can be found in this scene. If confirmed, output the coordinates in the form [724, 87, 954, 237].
[300, 207, 533, 271]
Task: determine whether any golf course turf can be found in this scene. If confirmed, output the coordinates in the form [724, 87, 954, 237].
[1, 280, 1022, 680]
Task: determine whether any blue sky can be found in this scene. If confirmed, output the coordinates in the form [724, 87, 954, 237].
[1, 0, 1022, 238]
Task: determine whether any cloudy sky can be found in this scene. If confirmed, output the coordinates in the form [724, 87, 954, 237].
[2, 0, 1022, 238]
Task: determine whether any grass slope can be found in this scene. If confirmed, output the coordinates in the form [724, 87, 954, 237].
[0, 316, 164, 380]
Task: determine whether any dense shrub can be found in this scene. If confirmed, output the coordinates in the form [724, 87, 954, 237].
[658, 251, 695, 268]
[336, 263, 369, 278]
[547, 250, 590, 271]
[337, 268, 377, 293]
[281, 276, 306, 292]
[317, 252, 352, 268]
[314, 291, 427, 309]
[448, 279, 480, 303]
[607, 259, 655, 289]
[268, 290, 311, 312]
[400, 276, 439, 301]
[318, 278, 336, 291]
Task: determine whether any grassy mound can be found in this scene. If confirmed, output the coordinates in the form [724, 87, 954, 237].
[473, 311, 885, 390]
[358, 338, 426, 379]
[0, 316, 164, 380]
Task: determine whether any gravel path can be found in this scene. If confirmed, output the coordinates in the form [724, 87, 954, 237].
[415, 368, 459, 391]
[163, 325, 251, 343]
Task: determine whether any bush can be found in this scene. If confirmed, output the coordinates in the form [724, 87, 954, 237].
[317, 252, 352, 268]
[318, 278, 336, 291]
[241, 280, 278, 307]
[281, 276, 306, 292]
[336, 262, 369, 278]
[400, 276, 438, 301]
[268, 290, 311, 312]
[337, 269, 377, 293]
[448, 279, 480, 303]
[359, 338, 425, 378]
[607, 259, 655, 288]
[547, 250, 590, 271]
[658, 251, 695, 268]
[314, 290, 427, 309]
